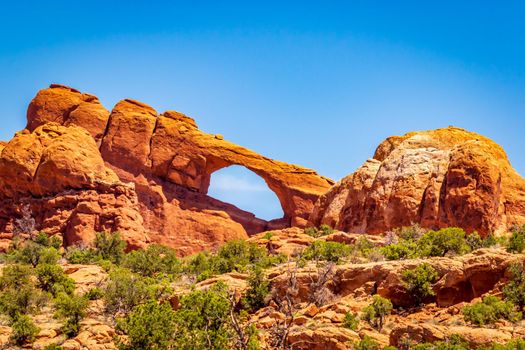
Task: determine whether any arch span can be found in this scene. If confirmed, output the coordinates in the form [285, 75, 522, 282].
[207, 165, 285, 221]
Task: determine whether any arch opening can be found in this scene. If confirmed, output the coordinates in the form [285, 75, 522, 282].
[207, 165, 284, 221]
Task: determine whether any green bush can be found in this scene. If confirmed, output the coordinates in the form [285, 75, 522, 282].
[503, 263, 525, 308]
[94, 232, 127, 264]
[361, 295, 392, 330]
[65, 245, 99, 264]
[466, 232, 483, 251]
[507, 227, 525, 253]
[0, 264, 46, 320]
[301, 240, 352, 263]
[462, 295, 521, 326]
[412, 334, 469, 350]
[304, 224, 334, 238]
[173, 282, 231, 349]
[354, 335, 379, 350]
[103, 268, 170, 316]
[402, 263, 439, 306]
[10, 314, 39, 345]
[43, 344, 63, 350]
[242, 266, 269, 312]
[417, 228, 471, 257]
[123, 244, 180, 277]
[33, 232, 62, 249]
[35, 263, 75, 296]
[342, 311, 359, 330]
[117, 300, 176, 350]
[10, 241, 60, 267]
[54, 292, 89, 337]
[477, 338, 525, 350]
[85, 287, 103, 301]
[183, 240, 285, 280]
[380, 240, 418, 260]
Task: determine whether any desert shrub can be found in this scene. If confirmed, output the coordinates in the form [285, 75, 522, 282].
[33, 232, 62, 249]
[10, 314, 39, 345]
[412, 334, 469, 350]
[465, 232, 483, 251]
[44, 344, 63, 350]
[85, 286, 103, 300]
[173, 282, 231, 349]
[417, 228, 471, 257]
[397, 225, 426, 241]
[354, 335, 379, 350]
[355, 237, 375, 256]
[10, 240, 61, 267]
[503, 263, 525, 308]
[402, 263, 439, 306]
[103, 268, 171, 316]
[184, 240, 285, 280]
[462, 295, 521, 326]
[477, 338, 525, 350]
[380, 240, 418, 261]
[0, 264, 46, 319]
[123, 244, 180, 277]
[242, 266, 270, 312]
[507, 226, 525, 253]
[94, 232, 127, 264]
[342, 311, 359, 330]
[304, 224, 334, 238]
[362, 295, 392, 330]
[301, 240, 352, 263]
[35, 263, 75, 296]
[116, 300, 176, 350]
[54, 292, 88, 337]
[65, 245, 99, 264]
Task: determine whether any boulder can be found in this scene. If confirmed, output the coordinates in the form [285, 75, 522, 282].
[310, 127, 525, 236]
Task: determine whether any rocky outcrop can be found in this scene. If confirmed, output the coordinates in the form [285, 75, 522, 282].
[310, 127, 525, 236]
[269, 248, 520, 308]
[0, 123, 146, 250]
[1, 84, 333, 254]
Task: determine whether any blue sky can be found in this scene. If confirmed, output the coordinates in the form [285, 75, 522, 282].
[1, 1, 525, 220]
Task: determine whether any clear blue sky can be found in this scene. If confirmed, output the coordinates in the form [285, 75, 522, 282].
[2, 1, 525, 220]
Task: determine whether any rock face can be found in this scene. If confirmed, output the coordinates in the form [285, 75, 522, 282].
[310, 127, 525, 236]
[0, 84, 333, 254]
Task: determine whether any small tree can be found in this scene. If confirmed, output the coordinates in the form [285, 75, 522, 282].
[36, 264, 75, 296]
[507, 227, 525, 253]
[417, 227, 470, 257]
[54, 292, 89, 337]
[402, 263, 439, 306]
[342, 311, 359, 330]
[361, 295, 392, 330]
[173, 282, 231, 349]
[123, 244, 180, 277]
[94, 232, 127, 264]
[116, 300, 176, 350]
[503, 263, 525, 308]
[10, 314, 39, 345]
[301, 240, 351, 263]
[354, 335, 379, 350]
[242, 266, 270, 312]
[462, 295, 521, 326]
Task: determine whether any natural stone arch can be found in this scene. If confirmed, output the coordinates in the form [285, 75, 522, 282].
[24, 85, 334, 254]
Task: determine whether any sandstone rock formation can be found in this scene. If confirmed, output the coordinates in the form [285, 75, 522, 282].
[310, 127, 525, 236]
[0, 84, 333, 254]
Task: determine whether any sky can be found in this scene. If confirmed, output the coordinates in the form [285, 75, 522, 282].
[1, 1, 525, 220]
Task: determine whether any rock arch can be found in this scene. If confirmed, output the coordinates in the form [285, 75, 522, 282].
[19, 84, 333, 254]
